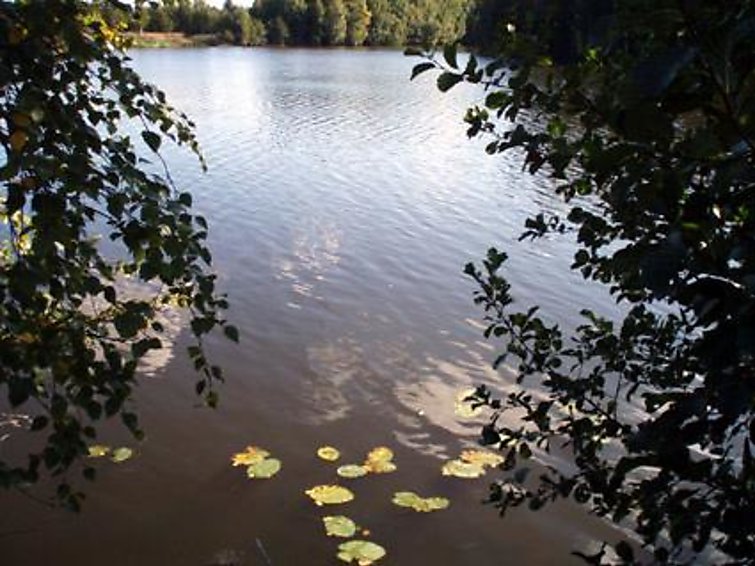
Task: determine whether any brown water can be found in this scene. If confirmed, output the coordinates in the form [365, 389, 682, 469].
[0, 48, 625, 565]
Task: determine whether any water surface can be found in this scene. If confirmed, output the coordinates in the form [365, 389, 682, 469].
[1, 48, 623, 565]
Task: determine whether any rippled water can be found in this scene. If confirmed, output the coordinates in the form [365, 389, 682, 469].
[1, 48, 625, 565]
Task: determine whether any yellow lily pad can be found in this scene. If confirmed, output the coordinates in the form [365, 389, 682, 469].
[392, 491, 450, 512]
[364, 460, 397, 474]
[460, 449, 504, 468]
[365, 446, 393, 463]
[246, 458, 281, 479]
[87, 444, 111, 458]
[110, 447, 133, 463]
[231, 446, 270, 467]
[323, 515, 358, 538]
[337, 540, 386, 565]
[305, 485, 355, 506]
[363, 446, 396, 473]
[337, 464, 369, 479]
[317, 446, 341, 462]
[441, 459, 485, 478]
[454, 388, 483, 418]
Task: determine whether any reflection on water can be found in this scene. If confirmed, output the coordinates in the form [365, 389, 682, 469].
[0, 48, 627, 565]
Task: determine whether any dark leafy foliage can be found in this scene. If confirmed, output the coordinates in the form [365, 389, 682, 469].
[413, 1, 755, 563]
[0, 0, 236, 509]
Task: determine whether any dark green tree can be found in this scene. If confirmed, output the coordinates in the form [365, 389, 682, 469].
[413, 0, 755, 562]
[0, 0, 236, 509]
[322, 0, 347, 45]
[345, 0, 371, 46]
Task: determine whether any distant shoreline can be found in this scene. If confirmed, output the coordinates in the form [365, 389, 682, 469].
[126, 32, 409, 50]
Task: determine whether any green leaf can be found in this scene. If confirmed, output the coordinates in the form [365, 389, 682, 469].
[305, 485, 355, 506]
[141, 130, 161, 152]
[246, 458, 281, 479]
[323, 515, 358, 538]
[443, 42, 458, 69]
[337, 465, 368, 479]
[392, 491, 450, 512]
[337, 540, 386, 565]
[223, 325, 239, 343]
[437, 72, 463, 93]
[411, 62, 436, 81]
[110, 447, 134, 463]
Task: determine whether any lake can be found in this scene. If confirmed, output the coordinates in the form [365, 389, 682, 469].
[0, 48, 624, 565]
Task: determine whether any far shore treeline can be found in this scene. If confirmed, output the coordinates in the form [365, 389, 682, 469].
[100, 0, 501, 49]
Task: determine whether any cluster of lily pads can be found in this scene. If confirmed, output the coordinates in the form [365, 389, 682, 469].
[230, 445, 282, 479]
[87, 444, 134, 463]
[228, 439, 507, 565]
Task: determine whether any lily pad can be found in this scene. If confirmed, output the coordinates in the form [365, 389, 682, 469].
[317, 446, 341, 462]
[87, 444, 111, 458]
[337, 540, 386, 565]
[231, 446, 270, 467]
[441, 459, 485, 478]
[365, 446, 393, 463]
[337, 464, 368, 479]
[323, 515, 358, 538]
[454, 388, 483, 418]
[364, 446, 396, 474]
[110, 447, 133, 463]
[392, 491, 450, 512]
[305, 485, 355, 506]
[460, 449, 504, 468]
[246, 458, 281, 479]
[364, 460, 397, 474]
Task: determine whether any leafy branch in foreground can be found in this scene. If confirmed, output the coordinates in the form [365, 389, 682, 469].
[412, 0, 754, 563]
[1, 0, 236, 509]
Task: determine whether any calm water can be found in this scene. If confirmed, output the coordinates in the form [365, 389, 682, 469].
[1, 48, 623, 565]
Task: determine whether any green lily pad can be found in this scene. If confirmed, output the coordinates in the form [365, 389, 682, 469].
[441, 459, 485, 478]
[305, 485, 355, 506]
[87, 444, 111, 458]
[317, 446, 341, 462]
[246, 458, 281, 479]
[337, 464, 368, 479]
[337, 540, 386, 565]
[392, 491, 450, 512]
[110, 447, 133, 463]
[454, 388, 483, 418]
[231, 446, 270, 467]
[323, 515, 358, 538]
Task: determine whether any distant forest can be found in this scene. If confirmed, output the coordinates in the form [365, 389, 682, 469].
[106, 0, 503, 48]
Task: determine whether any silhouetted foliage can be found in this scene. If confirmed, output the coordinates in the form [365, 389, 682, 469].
[413, 0, 755, 562]
[0, 0, 236, 509]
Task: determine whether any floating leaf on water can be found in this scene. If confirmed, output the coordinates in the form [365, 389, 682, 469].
[110, 447, 133, 463]
[337, 540, 386, 565]
[392, 491, 450, 512]
[441, 459, 485, 478]
[337, 465, 368, 479]
[231, 446, 270, 467]
[365, 447, 393, 463]
[364, 460, 397, 474]
[317, 446, 341, 462]
[323, 515, 358, 538]
[460, 449, 504, 469]
[305, 485, 355, 506]
[363, 446, 396, 473]
[454, 388, 483, 418]
[246, 458, 281, 479]
[88, 444, 111, 458]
